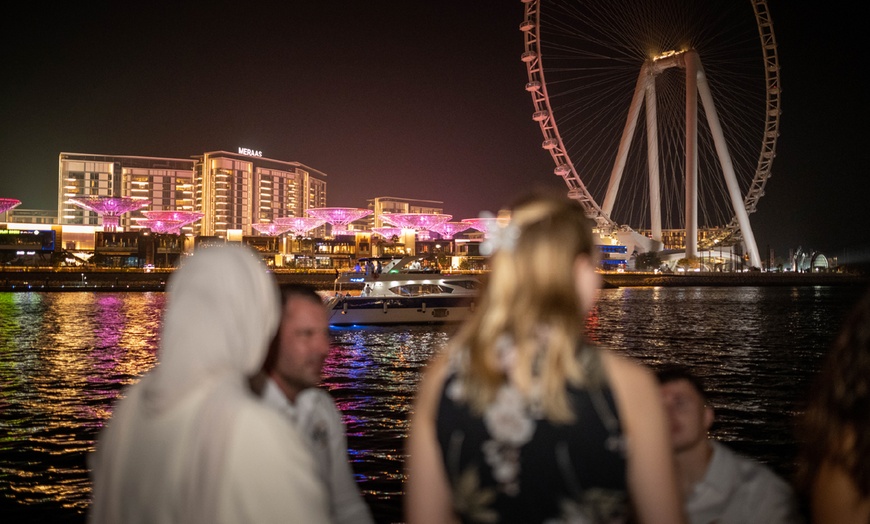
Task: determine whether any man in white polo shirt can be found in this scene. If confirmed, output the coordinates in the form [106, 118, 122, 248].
[254, 284, 374, 524]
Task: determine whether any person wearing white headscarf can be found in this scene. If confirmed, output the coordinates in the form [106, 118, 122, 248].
[88, 245, 329, 524]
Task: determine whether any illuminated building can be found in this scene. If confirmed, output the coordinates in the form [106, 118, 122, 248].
[194, 150, 327, 238]
[59, 153, 195, 230]
[57, 150, 328, 239]
[2, 208, 57, 224]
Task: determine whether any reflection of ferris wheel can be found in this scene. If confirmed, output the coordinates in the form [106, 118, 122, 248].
[521, 0, 780, 268]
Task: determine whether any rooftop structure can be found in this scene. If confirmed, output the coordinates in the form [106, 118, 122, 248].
[307, 207, 373, 236]
[274, 216, 327, 237]
[67, 196, 150, 232]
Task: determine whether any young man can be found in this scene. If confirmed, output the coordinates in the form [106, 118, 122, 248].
[254, 284, 374, 524]
[657, 365, 801, 524]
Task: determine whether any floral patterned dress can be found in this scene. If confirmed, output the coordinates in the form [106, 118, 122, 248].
[436, 344, 630, 523]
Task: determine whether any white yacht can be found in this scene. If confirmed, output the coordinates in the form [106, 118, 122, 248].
[325, 256, 481, 326]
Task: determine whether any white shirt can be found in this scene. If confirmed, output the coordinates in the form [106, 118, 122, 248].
[686, 440, 802, 524]
[262, 379, 375, 524]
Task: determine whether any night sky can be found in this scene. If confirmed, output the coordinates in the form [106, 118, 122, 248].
[0, 2, 866, 259]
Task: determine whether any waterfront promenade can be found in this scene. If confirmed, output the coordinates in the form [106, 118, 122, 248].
[1, 267, 866, 292]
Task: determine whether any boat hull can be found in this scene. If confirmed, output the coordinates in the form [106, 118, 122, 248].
[327, 295, 476, 326]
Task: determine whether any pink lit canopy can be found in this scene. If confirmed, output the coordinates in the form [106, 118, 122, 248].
[274, 216, 327, 237]
[460, 217, 510, 237]
[428, 221, 472, 239]
[251, 222, 292, 236]
[136, 218, 184, 234]
[0, 198, 22, 215]
[139, 210, 203, 234]
[371, 227, 404, 239]
[67, 196, 150, 232]
[306, 207, 372, 235]
[380, 213, 452, 230]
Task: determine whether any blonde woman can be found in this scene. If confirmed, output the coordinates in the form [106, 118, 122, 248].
[406, 194, 685, 524]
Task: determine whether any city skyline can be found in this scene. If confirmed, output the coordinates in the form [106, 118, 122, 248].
[1, 2, 865, 257]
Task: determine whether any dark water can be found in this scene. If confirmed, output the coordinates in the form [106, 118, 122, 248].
[0, 285, 866, 523]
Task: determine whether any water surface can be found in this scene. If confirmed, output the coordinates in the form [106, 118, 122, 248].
[0, 285, 865, 522]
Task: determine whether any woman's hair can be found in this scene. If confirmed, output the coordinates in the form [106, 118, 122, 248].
[449, 193, 595, 423]
[797, 287, 870, 497]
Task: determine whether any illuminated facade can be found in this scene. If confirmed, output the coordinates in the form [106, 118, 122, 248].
[59, 153, 195, 230]
[57, 150, 328, 239]
[3, 208, 57, 224]
[194, 151, 327, 238]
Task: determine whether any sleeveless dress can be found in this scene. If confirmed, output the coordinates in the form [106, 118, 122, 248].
[436, 344, 630, 523]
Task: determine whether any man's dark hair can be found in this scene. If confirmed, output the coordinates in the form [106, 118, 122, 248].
[258, 284, 325, 377]
[278, 283, 322, 307]
[656, 364, 708, 400]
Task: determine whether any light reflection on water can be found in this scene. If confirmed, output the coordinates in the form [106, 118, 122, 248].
[0, 292, 163, 521]
[0, 286, 865, 523]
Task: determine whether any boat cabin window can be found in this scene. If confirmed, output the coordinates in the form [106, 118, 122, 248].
[449, 280, 480, 290]
[389, 284, 454, 297]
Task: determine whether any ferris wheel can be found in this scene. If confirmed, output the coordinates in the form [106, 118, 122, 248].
[521, 0, 780, 268]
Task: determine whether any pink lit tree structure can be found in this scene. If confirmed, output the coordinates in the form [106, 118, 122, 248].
[428, 221, 471, 240]
[380, 213, 452, 243]
[67, 196, 150, 232]
[136, 218, 184, 234]
[273, 216, 328, 256]
[306, 207, 372, 236]
[138, 210, 204, 235]
[371, 227, 404, 241]
[461, 217, 507, 237]
[0, 198, 22, 220]
[274, 216, 327, 238]
[251, 223, 292, 236]
[380, 213, 452, 232]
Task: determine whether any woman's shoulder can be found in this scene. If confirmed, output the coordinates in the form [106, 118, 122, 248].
[596, 350, 660, 403]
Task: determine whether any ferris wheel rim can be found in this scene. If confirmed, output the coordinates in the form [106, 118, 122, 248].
[520, 0, 781, 241]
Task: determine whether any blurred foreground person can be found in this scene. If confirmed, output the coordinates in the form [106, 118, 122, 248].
[88, 246, 328, 524]
[657, 365, 801, 524]
[797, 288, 870, 523]
[253, 284, 374, 524]
[406, 194, 685, 524]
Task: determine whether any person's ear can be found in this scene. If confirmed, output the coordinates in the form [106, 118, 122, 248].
[703, 405, 714, 432]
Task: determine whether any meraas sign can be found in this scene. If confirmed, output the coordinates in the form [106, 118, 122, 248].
[238, 147, 263, 157]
